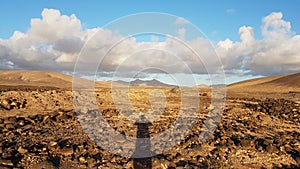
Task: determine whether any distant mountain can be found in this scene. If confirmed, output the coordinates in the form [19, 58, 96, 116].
[210, 84, 226, 88]
[131, 79, 175, 87]
[114, 80, 130, 86]
[228, 73, 300, 93]
[5, 70, 299, 92]
[115, 79, 174, 87]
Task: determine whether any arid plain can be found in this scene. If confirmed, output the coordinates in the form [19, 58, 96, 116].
[0, 70, 299, 169]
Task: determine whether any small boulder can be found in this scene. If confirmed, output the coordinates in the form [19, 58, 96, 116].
[0, 159, 13, 167]
[17, 146, 28, 154]
[265, 144, 278, 153]
[0, 99, 12, 110]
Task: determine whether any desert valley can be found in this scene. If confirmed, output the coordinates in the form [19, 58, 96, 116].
[0, 70, 299, 169]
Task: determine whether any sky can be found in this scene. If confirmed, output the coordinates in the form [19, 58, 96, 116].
[0, 0, 300, 86]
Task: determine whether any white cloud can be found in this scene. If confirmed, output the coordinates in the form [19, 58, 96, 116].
[175, 17, 188, 25]
[0, 8, 92, 70]
[29, 8, 83, 42]
[0, 10, 299, 78]
[217, 12, 300, 76]
[177, 28, 186, 40]
[217, 38, 233, 50]
[238, 26, 254, 45]
[262, 12, 292, 39]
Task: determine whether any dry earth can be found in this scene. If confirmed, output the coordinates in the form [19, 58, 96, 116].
[0, 70, 299, 169]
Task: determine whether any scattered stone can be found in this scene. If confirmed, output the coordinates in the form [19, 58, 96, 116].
[18, 146, 28, 154]
[49, 141, 58, 147]
[0, 159, 13, 167]
[79, 156, 87, 163]
[266, 145, 278, 153]
[28, 160, 57, 169]
[60, 147, 74, 156]
[240, 139, 254, 148]
[0, 89, 298, 168]
[0, 99, 11, 110]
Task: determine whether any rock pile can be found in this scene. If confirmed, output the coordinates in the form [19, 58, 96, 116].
[244, 98, 299, 122]
[0, 98, 26, 110]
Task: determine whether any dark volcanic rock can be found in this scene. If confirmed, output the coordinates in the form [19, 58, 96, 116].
[244, 98, 299, 122]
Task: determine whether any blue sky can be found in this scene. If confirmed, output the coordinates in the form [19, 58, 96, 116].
[0, 1, 300, 86]
[1, 1, 299, 40]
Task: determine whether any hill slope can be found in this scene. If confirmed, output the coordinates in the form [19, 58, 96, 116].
[228, 73, 300, 93]
[0, 70, 112, 89]
[0, 70, 73, 89]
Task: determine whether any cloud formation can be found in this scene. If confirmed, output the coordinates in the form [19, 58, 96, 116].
[0, 9, 87, 71]
[0, 9, 299, 77]
[217, 12, 300, 76]
[175, 17, 189, 25]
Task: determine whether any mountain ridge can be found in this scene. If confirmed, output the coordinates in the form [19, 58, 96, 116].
[0, 70, 299, 91]
[115, 79, 174, 87]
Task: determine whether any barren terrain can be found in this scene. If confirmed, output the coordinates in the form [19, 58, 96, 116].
[0, 70, 299, 168]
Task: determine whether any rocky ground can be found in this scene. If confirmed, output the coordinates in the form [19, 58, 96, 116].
[0, 87, 299, 169]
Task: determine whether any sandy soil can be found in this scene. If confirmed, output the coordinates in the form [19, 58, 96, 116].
[0, 70, 299, 169]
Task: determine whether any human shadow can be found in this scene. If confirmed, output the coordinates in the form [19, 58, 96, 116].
[132, 115, 155, 169]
